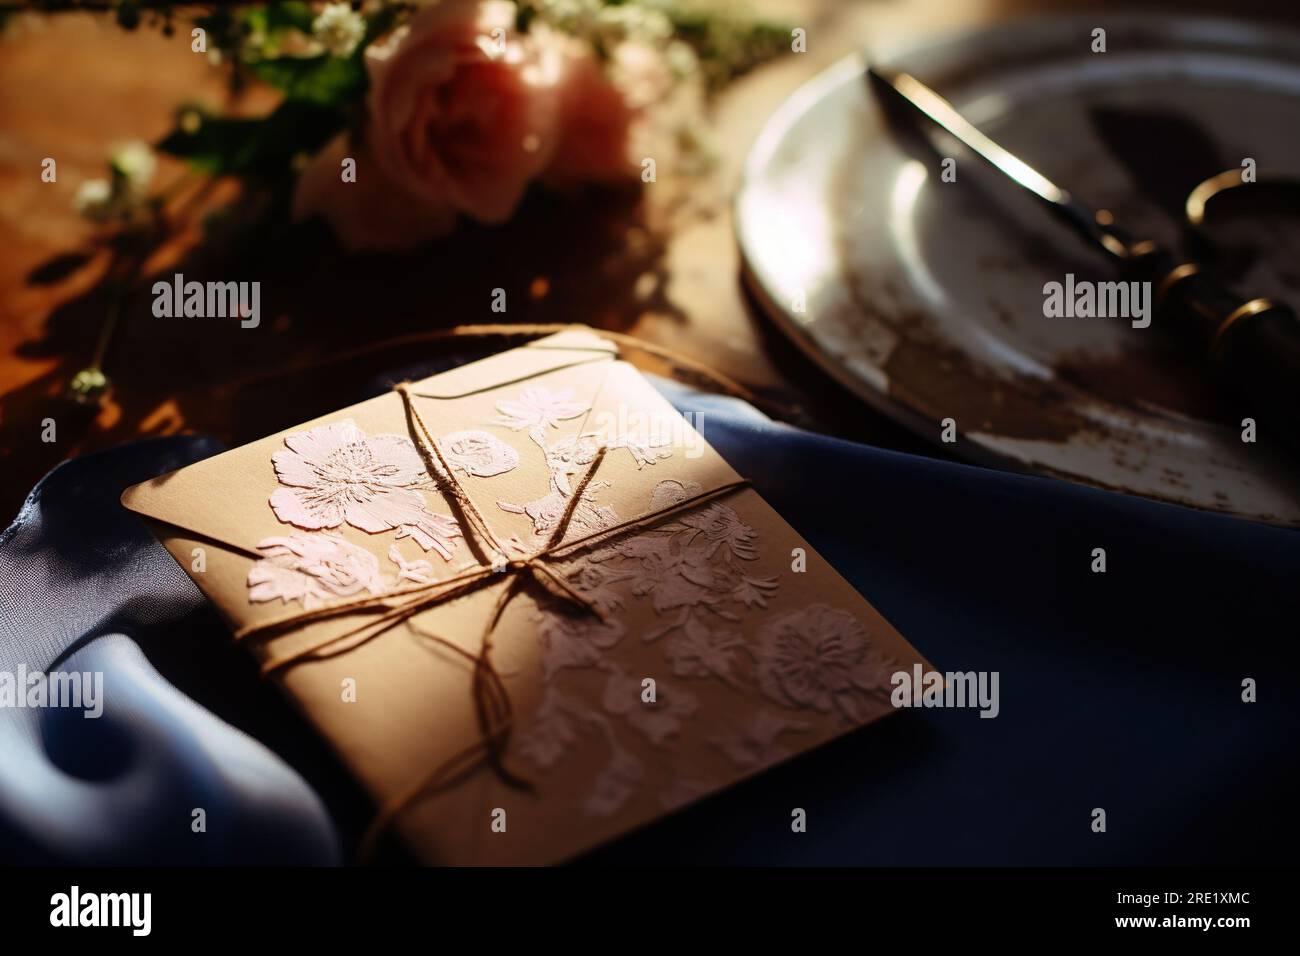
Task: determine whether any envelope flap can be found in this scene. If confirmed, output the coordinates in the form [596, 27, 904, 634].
[120, 328, 618, 548]
[411, 327, 617, 400]
[120, 430, 313, 555]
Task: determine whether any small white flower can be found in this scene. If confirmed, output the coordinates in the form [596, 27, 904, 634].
[493, 386, 589, 434]
[109, 141, 156, 193]
[596, 5, 672, 44]
[313, 2, 366, 58]
[248, 533, 385, 609]
[73, 179, 114, 221]
[536, 0, 602, 33]
[665, 40, 699, 80]
[243, 28, 267, 57]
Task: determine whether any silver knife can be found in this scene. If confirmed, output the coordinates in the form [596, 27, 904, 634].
[867, 64, 1300, 448]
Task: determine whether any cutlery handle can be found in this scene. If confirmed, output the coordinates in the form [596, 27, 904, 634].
[1124, 241, 1300, 449]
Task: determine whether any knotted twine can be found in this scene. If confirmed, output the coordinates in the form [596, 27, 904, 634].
[233, 381, 748, 859]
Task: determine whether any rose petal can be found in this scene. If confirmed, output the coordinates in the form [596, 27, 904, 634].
[363, 0, 560, 226]
[292, 134, 457, 253]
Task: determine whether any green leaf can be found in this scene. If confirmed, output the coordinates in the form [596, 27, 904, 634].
[248, 53, 366, 106]
[242, 1, 395, 108]
[265, 1, 317, 34]
[156, 101, 346, 179]
[241, 1, 316, 40]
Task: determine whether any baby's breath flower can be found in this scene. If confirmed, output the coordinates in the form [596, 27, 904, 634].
[73, 179, 114, 221]
[665, 39, 699, 79]
[597, 5, 672, 45]
[531, 0, 601, 34]
[313, 2, 366, 58]
[109, 141, 156, 193]
[242, 28, 268, 58]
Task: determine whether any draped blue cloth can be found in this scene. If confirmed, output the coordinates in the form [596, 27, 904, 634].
[2, 376, 1297, 864]
[0, 436, 339, 864]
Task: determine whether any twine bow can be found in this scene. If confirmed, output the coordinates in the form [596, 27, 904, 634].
[235, 381, 747, 859]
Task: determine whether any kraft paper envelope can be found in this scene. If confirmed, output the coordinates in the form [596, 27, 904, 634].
[122, 328, 929, 864]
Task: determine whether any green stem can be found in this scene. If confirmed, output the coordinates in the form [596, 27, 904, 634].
[89, 276, 123, 371]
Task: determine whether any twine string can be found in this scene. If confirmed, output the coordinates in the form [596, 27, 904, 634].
[236, 380, 749, 859]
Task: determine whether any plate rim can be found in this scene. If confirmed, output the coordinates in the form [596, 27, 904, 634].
[735, 12, 1300, 525]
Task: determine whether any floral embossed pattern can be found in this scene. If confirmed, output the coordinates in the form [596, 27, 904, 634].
[249, 416, 521, 607]
[516, 472, 896, 818]
[494, 385, 669, 540]
[242, 385, 895, 827]
[440, 430, 520, 478]
[269, 419, 464, 557]
[494, 386, 589, 439]
[755, 605, 897, 723]
[247, 533, 435, 610]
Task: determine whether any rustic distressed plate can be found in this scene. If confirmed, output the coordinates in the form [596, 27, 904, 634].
[737, 14, 1300, 525]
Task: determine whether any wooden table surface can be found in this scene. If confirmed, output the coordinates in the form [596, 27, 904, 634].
[1, 0, 1293, 521]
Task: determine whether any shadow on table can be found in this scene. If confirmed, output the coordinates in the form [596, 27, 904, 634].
[1, 184, 670, 522]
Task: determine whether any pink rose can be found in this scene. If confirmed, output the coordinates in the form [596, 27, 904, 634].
[292, 133, 457, 252]
[293, 3, 670, 251]
[294, 0, 561, 249]
[365, 0, 561, 223]
[544, 39, 670, 187]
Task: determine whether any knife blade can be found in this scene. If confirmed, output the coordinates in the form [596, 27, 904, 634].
[867, 64, 1300, 451]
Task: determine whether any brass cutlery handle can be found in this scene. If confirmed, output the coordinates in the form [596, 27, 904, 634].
[1124, 240, 1300, 447]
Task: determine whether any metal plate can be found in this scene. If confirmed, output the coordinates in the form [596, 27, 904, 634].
[737, 14, 1300, 525]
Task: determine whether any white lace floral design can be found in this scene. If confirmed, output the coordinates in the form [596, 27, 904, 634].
[387, 545, 436, 585]
[577, 479, 779, 637]
[498, 488, 618, 538]
[601, 668, 698, 747]
[514, 665, 701, 818]
[514, 687, 646, 817]
[247, 533, 435, 610]
[534, 611, 627, 682]
[493, 385, 669, 540]
[439, 429, 519, 478]
[754, 604, 897, 723]
[493, 386, 588, 440]
[247, 385, 887, 821]
[708, 711, 811, 770]
[514, 468, 894, 815]
[665, 620, 747, 682]
[251, 414, 519, 609]
[268, 419, 464, 558]
[513, 474, 785, 815]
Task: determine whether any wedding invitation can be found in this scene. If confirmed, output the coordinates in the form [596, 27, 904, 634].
[122, 328, 928, 864]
